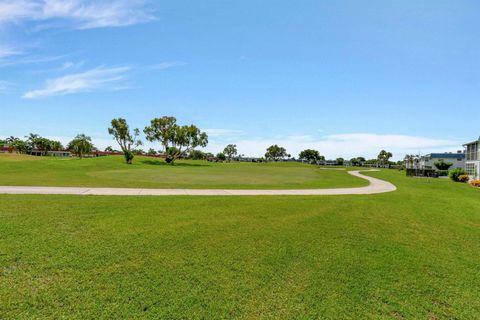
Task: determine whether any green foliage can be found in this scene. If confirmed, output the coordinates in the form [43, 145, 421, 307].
[67, 134, 94, 158]
[350, 157, 365, 167]
[299, 149, 324, 163]
[377, 150, 393, 167]
[143, 116, 177, 153]
[188, 149, 206, 160]
[434, 160, 453, 171]
[449, 168, 467, 182]
[22, 133, 64, 154]
[144, 116, 208, 164]
[108, 118, 142, 164]
[223, 144, 238, 161]
[336, 157, 345, 165]
[265, 145, 287, 161]
[216, 152, 226, 162]
[147, 148, 158, 156]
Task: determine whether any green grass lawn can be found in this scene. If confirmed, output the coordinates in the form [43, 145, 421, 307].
[1, 170, 479, 319]
[0, 154, 367, 189]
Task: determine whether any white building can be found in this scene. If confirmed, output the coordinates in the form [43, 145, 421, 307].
[464, 138, 480, 180]
[411, 152, 465, 171]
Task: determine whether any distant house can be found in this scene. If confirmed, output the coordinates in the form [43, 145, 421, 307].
[0, 146, 15, 153]
[464, 138, 480, 180]
[47, 151, 71, 157]
[29, 149, 71, 157]
[415, 152, 465, 171]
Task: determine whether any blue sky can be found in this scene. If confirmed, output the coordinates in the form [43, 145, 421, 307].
[1, 0, 479, 159]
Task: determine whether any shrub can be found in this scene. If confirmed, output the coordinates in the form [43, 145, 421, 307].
[434, 160, 453, 170]
[449, 168, 467, 182]
[458, 175, 470, 183]
[470, 180, 480, 188]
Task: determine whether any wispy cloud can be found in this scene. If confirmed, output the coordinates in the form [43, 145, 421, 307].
[23, 65, 131, 99]
[0, 0, 155, 29]
[0, 45, 21, 59]
[0, 54, 66, 68]
[150, 61, 187, 71]
[60, 60, 84, 70]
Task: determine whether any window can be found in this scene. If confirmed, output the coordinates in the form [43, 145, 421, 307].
[466, 143, 478, 161]
[466, 163, 476, 177]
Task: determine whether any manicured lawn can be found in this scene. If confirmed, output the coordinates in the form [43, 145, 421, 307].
[1, 170, 479, 319]
[0, 154, 367, 189]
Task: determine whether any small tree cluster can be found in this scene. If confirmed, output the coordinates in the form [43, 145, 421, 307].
[298, 149, 324, 163]
[265, 145, 288, 161]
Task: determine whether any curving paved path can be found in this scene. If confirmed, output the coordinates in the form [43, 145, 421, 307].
[0, 170, 396, 196]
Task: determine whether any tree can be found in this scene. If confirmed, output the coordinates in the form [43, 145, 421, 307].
[377, 150, 393, 167]
[68, 134, 94, 158]
[336, 157, 345, 165]
[166, 125, 208, 164]
[49, 140, 64, 151]
[108, 118, 142, 164]
[147, 148, 158, 156]
[223, 144, 238, 162]
[104, 146, 114, 152]
[24, 133, 63, 155]
[9, 139, 28, 154]
[144, 117, 208, 165]
[265, 145, 287, 161]
[216, 152, 226, 162]
[188, 149, 206, 160]
[299, 149, 324, 163]
[144, 116, 177, 153]
[350, 157, 365, 167]
[434, 160, 453, 171]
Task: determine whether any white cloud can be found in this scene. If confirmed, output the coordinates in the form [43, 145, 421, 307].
[23, 65, 131, 98]
[0, 0, 155, 29]
[150, 61, 187, 70]
[60, 60, 84, 70]
[203, 133, 463, 160]
[0, 45, 21, 59]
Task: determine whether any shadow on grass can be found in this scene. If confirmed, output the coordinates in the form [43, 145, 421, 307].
[141, 160, 210, 167]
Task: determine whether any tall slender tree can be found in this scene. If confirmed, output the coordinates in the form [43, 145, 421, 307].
[108, 118, 142, 164]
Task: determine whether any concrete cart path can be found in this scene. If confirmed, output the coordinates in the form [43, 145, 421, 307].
[0, 170, 396, 196]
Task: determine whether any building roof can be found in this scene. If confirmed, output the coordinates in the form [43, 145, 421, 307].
[463, 137, 480, 146]
[426, 153, 465, 159]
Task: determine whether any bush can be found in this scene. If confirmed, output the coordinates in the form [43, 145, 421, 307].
[458, 175, 470, 183]
[449, 168, 467, 182]
[470, 180, 480, 188]
[434, 160, 453, 170]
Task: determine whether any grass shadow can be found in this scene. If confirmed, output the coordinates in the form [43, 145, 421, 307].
[141, 160, 210, 167]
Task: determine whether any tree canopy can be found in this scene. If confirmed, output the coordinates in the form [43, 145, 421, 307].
[144, 116, 208, 164]
[299, 149, 324, 163]
[108, 118, 142, 164]
[143, 116, 177, 153]
[223, 144, 238, 162]
[68, 134, 94, 158]
[434, 160, 453, 171]
[377, 150, 393, 167]
[265, 145, 288, 161]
